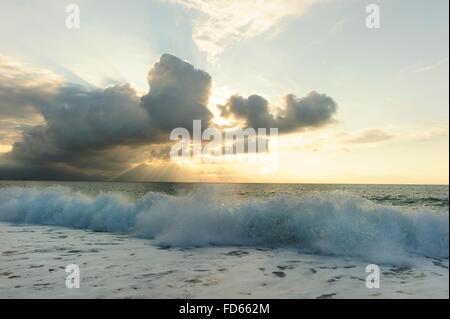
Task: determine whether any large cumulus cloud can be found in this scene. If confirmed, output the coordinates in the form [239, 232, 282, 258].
[0, 53, 338, 181]
[10, 54, 212, 153]
[142, 54, 213, 132]
[0, 54, 213, 179]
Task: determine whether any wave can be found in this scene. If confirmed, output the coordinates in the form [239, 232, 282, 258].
[0, 186, 448, 263]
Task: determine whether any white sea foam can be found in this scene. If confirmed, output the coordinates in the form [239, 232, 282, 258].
[0, 186, 448, 263]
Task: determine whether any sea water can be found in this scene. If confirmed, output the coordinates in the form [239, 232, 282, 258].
[0, 181, 448, 298]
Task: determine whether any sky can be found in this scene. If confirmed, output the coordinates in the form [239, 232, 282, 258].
[0, 0, 448, 184]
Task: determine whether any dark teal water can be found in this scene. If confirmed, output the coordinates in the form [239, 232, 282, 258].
[0, 181, 448, 212]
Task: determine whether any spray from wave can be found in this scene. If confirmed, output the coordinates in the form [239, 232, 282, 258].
[0, 186, 448, 263]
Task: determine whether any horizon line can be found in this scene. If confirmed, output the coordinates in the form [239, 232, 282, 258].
[0, 179, 448, 186]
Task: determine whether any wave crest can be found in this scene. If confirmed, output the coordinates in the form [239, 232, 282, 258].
[0, 186, 448, 263]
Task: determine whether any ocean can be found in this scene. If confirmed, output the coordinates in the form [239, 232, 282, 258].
[0, 181, 448, 298]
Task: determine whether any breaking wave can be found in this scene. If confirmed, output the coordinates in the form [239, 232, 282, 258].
[0, 186, 448, 263]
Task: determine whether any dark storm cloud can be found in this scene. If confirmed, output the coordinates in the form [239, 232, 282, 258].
[218, 91, 337, 133]
[18, 84, 151, 151]
[4, 83, 158, 176]
[0, 54, 213, 180]
[8, 54, 213, 158]
[0, 53, 337, 181]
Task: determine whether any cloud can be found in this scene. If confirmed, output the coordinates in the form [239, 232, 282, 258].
[6, 84, 153, 166]
[281, 123, 448, 154]
[337, 129, 393, 144]
[0, 121, 30, 146]
[337, 124, 449, 145]
[0, 54, 59, 122]
[170, 0, 321, 59]
[0, 54, 214, 180]
[218, 91, 337, 133]
[0, 53, 337, 181]
[414, 57, 448, 73]
[141, 53, 213, 133]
